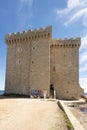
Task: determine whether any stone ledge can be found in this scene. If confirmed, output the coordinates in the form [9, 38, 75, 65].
[58, 100, 85, 130]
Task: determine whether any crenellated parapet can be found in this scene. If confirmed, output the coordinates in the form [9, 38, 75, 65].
[50, 37, 81, 48]
[5, 26, 52, 44]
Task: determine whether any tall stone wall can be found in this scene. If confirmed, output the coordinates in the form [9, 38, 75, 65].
[5, 26, 52, 96]
[50, 38, 84, 99]
[30, 39, 50, 96]
[5, 39, 31, 95]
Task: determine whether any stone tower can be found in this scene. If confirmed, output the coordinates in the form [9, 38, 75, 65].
[5, 26, 84, 99]
[50, 38, 84, 99]
[5, 26, 51, 96]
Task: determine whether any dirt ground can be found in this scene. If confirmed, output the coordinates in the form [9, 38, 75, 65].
[0, 98, 68, 130]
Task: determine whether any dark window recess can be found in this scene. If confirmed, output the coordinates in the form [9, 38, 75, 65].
[66, 91, 69, 93]
[44, 34, 46, 37]
[48, 33, 50, 36]
[53, 66, 55, 72]
[68, 81, 70, 84]
[19, 60, 21, 64]
[9, 81, 11, 85]
[32, 61, 34, 64]
[35, 36, 37, 39]
[17, 60, 21, 64]
[33, 47, 35, 49]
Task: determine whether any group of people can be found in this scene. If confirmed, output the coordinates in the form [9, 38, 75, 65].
[31, 89, 43, 98]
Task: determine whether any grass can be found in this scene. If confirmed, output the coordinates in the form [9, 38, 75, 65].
[64, 113, 74, 130]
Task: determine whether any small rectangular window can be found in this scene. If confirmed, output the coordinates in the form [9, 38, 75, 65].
[53, 66, 55, 72]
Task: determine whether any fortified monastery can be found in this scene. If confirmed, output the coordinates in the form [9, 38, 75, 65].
[5, 26, 84, 99]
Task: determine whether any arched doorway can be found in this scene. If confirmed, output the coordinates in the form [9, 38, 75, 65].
[50, 84, 54, 98]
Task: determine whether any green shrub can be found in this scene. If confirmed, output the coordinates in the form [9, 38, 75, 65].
[64, 114, 74, 130]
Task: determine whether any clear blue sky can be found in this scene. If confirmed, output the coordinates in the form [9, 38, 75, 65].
[0, 0, 87, 92]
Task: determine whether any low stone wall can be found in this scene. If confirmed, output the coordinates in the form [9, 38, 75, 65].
[58, 100, 85, 130]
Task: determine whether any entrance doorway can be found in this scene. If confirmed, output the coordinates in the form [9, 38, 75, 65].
[50, 84, 54, 98]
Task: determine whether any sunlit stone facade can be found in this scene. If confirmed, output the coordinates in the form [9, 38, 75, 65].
[5, 26, 84, 99]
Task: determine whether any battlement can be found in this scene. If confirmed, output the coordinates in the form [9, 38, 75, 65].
[5, 26, 52, 44]
[50, 37, 81, 48]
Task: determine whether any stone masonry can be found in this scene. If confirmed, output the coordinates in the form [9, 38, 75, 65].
[5, 26, 84, 99]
